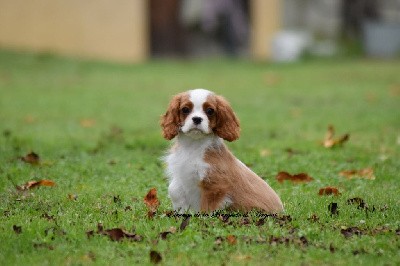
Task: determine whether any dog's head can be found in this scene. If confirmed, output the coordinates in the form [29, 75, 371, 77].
[160, 89, 240, 141]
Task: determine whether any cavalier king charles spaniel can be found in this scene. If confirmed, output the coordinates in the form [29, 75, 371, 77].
[161, 89, 283, 213]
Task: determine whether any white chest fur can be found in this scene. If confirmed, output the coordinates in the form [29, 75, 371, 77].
[164, 135, 221, 212]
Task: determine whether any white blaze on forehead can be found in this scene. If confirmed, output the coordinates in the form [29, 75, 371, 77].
[189, 89, 213, 109]
[179, 88, 214, 137]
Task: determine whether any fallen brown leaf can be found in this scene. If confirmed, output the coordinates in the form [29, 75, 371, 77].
[214, 236, 224, 245]
[269, 235, 308, 247]
[108, 159, 117, 165]
[41, 213, 55, 221]
[102, 228, 128, 241]
[147, 210, 156, 219]
[80, 119, 96, 128]
[218, 214, 230, 224]
[13, 225, 22, 234]
[308, 214, 319, 222]
[16, 179, 56, 191]
[234, 254, 252, 261]
[159, 231, 172, 240]
[144, 188, 159, 213]
[318, 187, 340, 196]
[296, 236, 309, 247]
[113, 195, 121, 204]
[239, 217, 251, 226]
[179, 216, 191, 231]
[322, 125, 349, 148]
[340, 226, 364, 238]
[88, 223, 142, 242]
[21, 152, 40, 164]
[389, 84, 400, 97]
[328, 202, 339, 216]
[150, 250, 162, 264]
[33, 242, 54, 250]
[24, 115, 37, 124]
[226, 235, 237, 245]
[86, 230, 95, 239]
[269, 236, 290, 245]
[276, 171, 314, 183]
[274, 215, 292, 226]
[159, 226, 176, 240]
[347, 197, 367, 209]
[68, 194, 78, 200]
[329, 243, 336, 253]
[255, 218, 265, 226]
[339, 168, 375, 180]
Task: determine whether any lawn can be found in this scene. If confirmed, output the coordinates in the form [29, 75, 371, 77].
[0, 50, 399, 265]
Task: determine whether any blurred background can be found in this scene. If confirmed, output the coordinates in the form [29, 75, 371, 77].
[1, 0, 400, 63]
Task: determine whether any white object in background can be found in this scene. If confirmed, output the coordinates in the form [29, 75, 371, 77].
[363, 21, 400, 58]
[271, 31, 311, 62]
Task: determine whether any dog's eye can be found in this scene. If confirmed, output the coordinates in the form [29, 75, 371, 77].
[181, 107, 191, 115]
[205, 108, 214, 116]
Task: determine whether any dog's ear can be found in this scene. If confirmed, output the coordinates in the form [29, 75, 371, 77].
[160, 93, 183, 140]
[214, 95, 240, 142]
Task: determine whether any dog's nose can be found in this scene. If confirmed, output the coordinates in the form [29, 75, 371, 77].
[192, 117, 203, 125]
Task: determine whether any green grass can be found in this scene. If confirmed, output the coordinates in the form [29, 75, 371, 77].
[0, 50, 399, 265]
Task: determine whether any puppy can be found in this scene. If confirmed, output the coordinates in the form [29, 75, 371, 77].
[161, 89, 283, 213]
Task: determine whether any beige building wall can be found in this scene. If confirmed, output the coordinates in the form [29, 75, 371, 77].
[0, 0, 148, 63]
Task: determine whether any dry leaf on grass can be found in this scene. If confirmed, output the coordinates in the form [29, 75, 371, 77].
[13, 225, 22, 234]
[150, 250, 162, 264]
[24, 115, 37, 124]
[20, 152, 40, 164]
[276, 171, 314, 184]
[322, 125, 349, 148]
[214, 236, 224, 245]
[68, 194, 78, 200]
[86, 223, 142, 242]
[269, 235, 308, 247]
[318, 187, 340, 196]
[339, 168, 376, 180]
[233, 255, 252, 261]
[16, 179, 56, 191]
[389, 83, 400, 97]
[41, 213, 55, 221]
[328, 202, 339, 216]
[179, 216, 191, 232]
[159, 226, 177, 240]
[226, 235, 237, 245]
[33, 242, 54, 250]
[144, 188, 160, 218]
[308, 214, 319, 222]
[340, 226, 364, 238]
[80, 119, 96, 128]
[101, 228, 140, 242]
[347, 197, 367, 209]
[218, 214, 230, 224]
